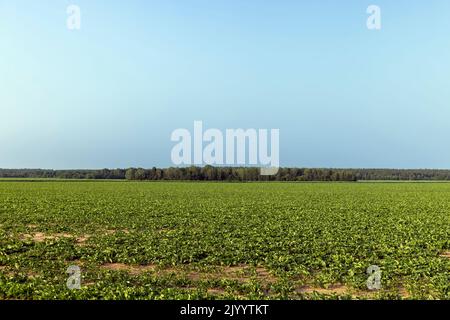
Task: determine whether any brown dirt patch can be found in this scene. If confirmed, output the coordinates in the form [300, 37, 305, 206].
[103, 229, 131, 236]
[294, 282, 414, 299]
[220, 265, 277, 283]
[101, 263, 156, 275]
[255, 266, 276, 282]
[176, 265, 276, 283]
[439, 251, 450, 258]
[21, 232, 91, 244]
[83, 281, 96, 287]
[207, 288, 226, 295]
[22, 232, 73, 242]
[398, 286, 411, 299]
[0, 266, 14, 277]
[0, 267, 39, 278]
[296, 284, 349, 295]
[75, 235, 91, 245]
[98, 263, 276, 284]
[26, 271, 39, 279]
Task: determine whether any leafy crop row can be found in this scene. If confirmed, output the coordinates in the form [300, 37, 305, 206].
[0, 181, 449, 299]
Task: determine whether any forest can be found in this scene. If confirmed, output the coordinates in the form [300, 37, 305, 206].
[2, 167, 450, 181]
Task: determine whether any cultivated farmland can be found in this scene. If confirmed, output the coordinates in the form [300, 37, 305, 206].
[0, 181, 449, 299]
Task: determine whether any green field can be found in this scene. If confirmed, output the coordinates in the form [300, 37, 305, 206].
[0, 181, 449, 300]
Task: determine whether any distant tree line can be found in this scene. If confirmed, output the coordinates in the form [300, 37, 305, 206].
[0, 169, 126, 180]
[2, 167, 450, 181]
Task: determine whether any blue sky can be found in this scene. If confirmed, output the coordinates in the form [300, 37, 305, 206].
[1, 0, 450, 169]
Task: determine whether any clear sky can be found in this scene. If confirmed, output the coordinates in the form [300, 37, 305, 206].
[1, 0, 450, 169]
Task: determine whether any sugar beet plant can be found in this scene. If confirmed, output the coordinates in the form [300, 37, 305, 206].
[0, 181, 449, 299]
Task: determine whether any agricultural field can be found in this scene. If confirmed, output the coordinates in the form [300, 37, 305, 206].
[0, 181, 449, 300]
